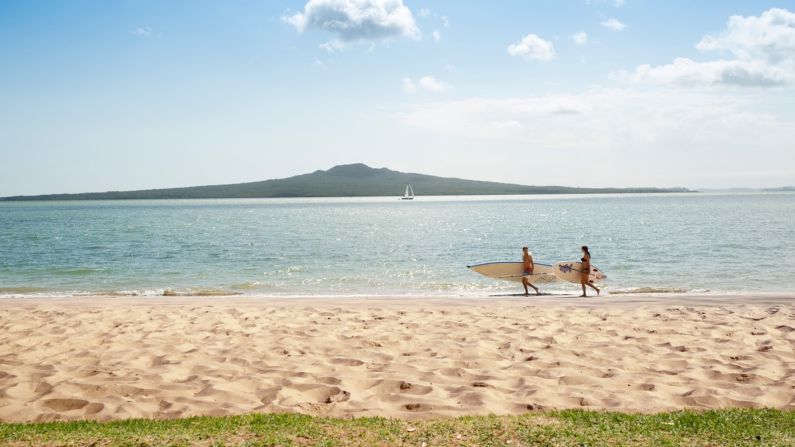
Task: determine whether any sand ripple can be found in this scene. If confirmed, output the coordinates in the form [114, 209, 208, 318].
[0, 296, 793, 421]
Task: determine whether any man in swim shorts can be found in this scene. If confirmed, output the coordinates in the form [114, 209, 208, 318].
[521, 246, 540, 296]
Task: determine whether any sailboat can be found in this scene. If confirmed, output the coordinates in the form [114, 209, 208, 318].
[401, 184, 415, 200]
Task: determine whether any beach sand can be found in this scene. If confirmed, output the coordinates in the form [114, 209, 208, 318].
[0, 294, 793, 422]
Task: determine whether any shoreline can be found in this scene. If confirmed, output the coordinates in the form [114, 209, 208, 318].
[2, 285, 791, 301]
[1, 293, 793, 422]
[2, 291, 794, 307]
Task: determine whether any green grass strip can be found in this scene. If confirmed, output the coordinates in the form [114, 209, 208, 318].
[0, 409, 792, 446]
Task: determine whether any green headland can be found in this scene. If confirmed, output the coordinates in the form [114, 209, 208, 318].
[0, 163, 690, 201]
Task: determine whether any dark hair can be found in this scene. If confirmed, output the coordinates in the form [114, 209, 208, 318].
[522, 246, 528, 250]
[581, 245, 590, 254]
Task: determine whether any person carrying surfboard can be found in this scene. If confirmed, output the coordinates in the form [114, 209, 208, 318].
[580, 246, 600, 297]
[521, 247, 540, 296]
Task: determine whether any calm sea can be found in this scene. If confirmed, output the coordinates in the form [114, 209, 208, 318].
[1, 192, 793, 297]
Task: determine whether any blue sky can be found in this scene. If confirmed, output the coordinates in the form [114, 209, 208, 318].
[1, 0, 794, 195]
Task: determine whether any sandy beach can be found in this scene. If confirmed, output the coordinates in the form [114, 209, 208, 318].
[0, 294, 793, 423]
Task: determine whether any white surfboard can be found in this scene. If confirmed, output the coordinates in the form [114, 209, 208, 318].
[467, 262, 556, 283]
[552, 261, 607, 284]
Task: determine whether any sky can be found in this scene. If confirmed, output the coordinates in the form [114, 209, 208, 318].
[1, 0, 794, 195]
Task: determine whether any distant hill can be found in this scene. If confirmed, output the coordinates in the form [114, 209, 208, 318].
[0, 163, 691, 200]
[762, 186, 795, 192]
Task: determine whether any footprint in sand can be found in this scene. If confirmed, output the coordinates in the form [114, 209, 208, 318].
[521, 403, 544, 411]
[461, 385, 493, 403]
[331, 358, 364, 366]
[557, 376, 595, 386]
[42, 398, 89, 412]
[150, 355, 173, 367]
[256, 388, 280, 405]
[281, 384, 351, 405]
[84, 403, 104, 415]
[34, 381, 53, 396]
[398, 381, 433, 395]
[369, 380, 433, 395]
[403, 403, 431, 412]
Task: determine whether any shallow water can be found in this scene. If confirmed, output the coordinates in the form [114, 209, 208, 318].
[1, 192, 793, 297]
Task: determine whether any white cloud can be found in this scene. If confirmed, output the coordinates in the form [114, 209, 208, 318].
[402, 77, 417, 93]
[419, 76, 451, 92]
[695, 8, 795, 64]
[601, 18, 627, 31]
[615, 8, 795, 87]
[404, 95, 589, 138]
[400, 87, 794, 187]
[432, 29, 440, 42]
[318, 39, 347, 52]
[403, 76, 451, 93]
[133, 27, 152, 37]
[611, 57, 793, 87]
[571, 31, 588, 45]
[507, 34, 555, 61]
[490, 120, 523, 130]
[441, 15, 450, 28]
[586, 0, 626, 7]
[285, 0, 420, 49]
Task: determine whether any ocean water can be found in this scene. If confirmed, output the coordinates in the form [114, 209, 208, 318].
[1, 192, 793, 297]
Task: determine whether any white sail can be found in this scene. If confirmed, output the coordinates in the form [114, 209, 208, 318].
[401, 184, 414, 200]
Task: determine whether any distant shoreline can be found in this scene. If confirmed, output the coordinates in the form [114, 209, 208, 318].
[0, 163, 692, 201]
[0, 190, 697, 201]
[9, 189, 795, 202]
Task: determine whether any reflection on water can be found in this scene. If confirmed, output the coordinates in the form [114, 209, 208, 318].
[1, 192, 793, 296]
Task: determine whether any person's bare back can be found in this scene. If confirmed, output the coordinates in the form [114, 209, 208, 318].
[521, 247, 539, 296]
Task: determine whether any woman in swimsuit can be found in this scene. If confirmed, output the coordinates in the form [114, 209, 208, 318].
[580, 245, 600, 297]
[521, 246, 540, 296]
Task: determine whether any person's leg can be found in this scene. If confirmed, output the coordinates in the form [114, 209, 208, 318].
[528, 281, 539, 295]
[522, 277, 529, 296]
[588, 282, 600, 295]
[580, 280, 587, 297]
